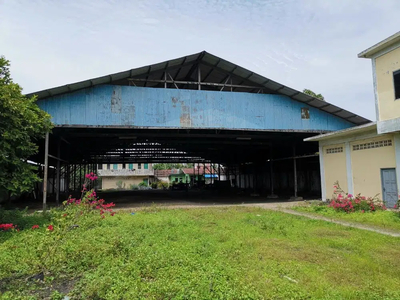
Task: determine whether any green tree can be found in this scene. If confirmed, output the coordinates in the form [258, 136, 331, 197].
[0, 56, 52, 200]
[153, 163, 194, 170]
[303, 89, 325, 101]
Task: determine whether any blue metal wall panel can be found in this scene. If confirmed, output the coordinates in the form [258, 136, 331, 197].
[37, 85, 353, 131]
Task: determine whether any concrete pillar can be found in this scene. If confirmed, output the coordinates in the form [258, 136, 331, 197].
[394, 134, 400, 195]
[318, 145, 327, 201]
[345, 142, 354, 196]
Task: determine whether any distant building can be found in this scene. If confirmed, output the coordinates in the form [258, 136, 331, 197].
[154, 169, 172, 183]
[97, 163, 154, 189]
[307, 32, 400, 208]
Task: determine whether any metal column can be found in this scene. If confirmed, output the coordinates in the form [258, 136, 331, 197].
[56, 138, 61, 205]
[268, 147, 278, 198]
[43, 132, 49, 212]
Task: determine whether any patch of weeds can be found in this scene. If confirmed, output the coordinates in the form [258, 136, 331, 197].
[1, 206, 400, 299]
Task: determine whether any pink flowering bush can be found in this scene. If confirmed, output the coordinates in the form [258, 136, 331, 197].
[0, 223, 16, 231]
[329, 181, 387, 213]
[33, 173, 116, 274]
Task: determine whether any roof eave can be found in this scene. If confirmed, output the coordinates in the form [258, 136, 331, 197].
[304, 122, 376, 142]
[358, 31, 400, 59]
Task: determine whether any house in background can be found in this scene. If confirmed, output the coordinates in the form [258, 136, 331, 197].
[167, 165, 224, 186]
[154, 169, 172, 184]
[98, 163, 154, 189]
[306, 31, 400, 208]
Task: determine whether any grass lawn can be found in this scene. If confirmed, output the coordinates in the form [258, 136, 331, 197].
[292, 202, 400, 232]
[1, 206, 400, 299]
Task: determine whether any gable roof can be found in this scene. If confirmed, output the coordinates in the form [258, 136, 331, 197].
[27, 51, 370, 126]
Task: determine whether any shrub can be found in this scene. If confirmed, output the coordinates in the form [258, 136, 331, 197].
[329, 181, 387, 213]
[129, 184, 139, 190]
[0, 173, 116, 277]
[138, 181, 148, 187]
[0, 207, 51, 230]
[151, 182, 158, 189]
[157, 181, 169, 189]
[116, 180, 125, 189]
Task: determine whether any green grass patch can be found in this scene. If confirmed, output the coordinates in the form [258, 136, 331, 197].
[1, 206, 400, 299]
[292, 202, 400, 231]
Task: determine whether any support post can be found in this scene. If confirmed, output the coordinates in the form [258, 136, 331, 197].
[79, 164, 82, 190]
[56, 138, 61, 205]
[268, 147, 278, 198]
[43, 132, 49, 212]
[73, 164, 76, 192]
[66, 164, 70, 195]
[291, 145, 303, 201]
[198, 65, 201, 90]
[52, 159, 56, 196]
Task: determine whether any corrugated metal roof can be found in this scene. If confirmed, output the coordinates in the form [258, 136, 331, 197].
[27, 51, 370, 126]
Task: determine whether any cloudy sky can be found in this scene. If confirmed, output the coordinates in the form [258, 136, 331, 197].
[1, 0, 399, 121]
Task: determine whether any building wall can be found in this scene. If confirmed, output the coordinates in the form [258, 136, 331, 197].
[351, 135, 395, 197]
[37, 85, 354, 132]
[319, 128, 397, 201]
[170, 174, 190, 183]
[156, 176, 170, 183]
[322, 143, 348, 198]
[101, 176, 149, 189]
[375, 46, 400, 121]
[100, 163, 152, 170]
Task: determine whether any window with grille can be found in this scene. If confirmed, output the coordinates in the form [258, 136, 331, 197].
[326, 147, 343, 154]
[353, 140, 392, 151]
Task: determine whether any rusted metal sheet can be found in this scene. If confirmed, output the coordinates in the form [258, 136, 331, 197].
[37, 85, 354, 131]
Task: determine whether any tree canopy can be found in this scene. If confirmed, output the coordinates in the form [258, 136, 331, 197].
[303, 89, 325, 101]
[153, 163, 194, 170]
[0, 56, 52, 199]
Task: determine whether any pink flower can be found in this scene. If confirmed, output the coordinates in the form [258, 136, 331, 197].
[0, 224, 14, 231]
[32, 225, 39, 229]
[47, 225, 54, 231]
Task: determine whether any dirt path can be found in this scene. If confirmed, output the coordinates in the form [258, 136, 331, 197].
[275, 208, 400, 237]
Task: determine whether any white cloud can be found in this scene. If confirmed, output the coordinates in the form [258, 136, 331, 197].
[1, 0, 399, 121]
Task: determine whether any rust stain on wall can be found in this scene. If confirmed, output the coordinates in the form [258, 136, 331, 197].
[171, 97, 178, 108]
[111, 86, 122, 113]
[122, 105, 135, 125]
[180, 105, 191, 127]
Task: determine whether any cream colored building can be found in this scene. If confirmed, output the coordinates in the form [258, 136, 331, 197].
[98, 163, 154, 190]
[306, 32, 400, 208]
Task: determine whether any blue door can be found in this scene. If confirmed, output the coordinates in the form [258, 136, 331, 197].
[381, 168, 398, 208]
